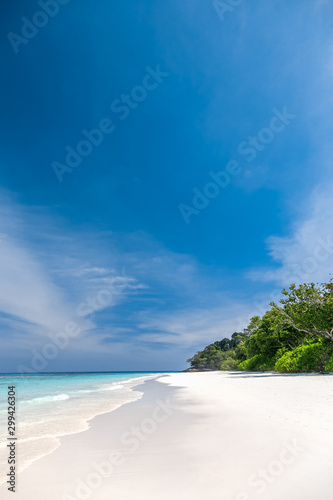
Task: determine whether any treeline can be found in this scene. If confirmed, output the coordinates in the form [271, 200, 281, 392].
[187, 280, 333, 373]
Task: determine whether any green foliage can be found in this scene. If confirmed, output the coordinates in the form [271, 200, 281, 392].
[324, 355, 333, 372]
[243, 316, 261, 337]
[275, 341, 333, 373]
[243, 309, 307, 359]
[237, 354, 275, 372]
[220, 358, 238, 370]
[187, 278, 333, 373]
[187, 332, 246, 371]
[235, 341, 247, 362]
[271, 282, 333, 342]
[187, 346, 228, 370]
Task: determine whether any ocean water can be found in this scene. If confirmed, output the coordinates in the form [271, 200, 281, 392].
[0, 372, 160, 483]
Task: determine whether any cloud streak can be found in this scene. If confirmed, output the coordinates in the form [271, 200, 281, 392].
[248, 185, 333, 286]
[0, 192, 144, 352]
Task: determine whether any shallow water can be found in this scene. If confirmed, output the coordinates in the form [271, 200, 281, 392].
[0, 372, 160, 483]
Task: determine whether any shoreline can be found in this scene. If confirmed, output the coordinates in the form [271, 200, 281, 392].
[1, 372, 333, 499]
[0, 373, 163, 487]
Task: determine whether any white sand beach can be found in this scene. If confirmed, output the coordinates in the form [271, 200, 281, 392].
[1, 371, 333, 500]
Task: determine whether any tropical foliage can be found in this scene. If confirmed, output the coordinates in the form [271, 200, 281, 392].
[187, 280, 333, 373]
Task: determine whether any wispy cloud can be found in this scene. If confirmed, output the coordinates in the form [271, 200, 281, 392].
[248, 184, 333, 286]
[0, 191, 144, 350]
[134, 303, 253, 348]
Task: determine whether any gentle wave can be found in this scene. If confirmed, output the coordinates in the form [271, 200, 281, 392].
[100, 384, 124, 391]
[0, 373, 162, 485]
[23, 393, 70, 405]
[122, 375, 159, 384]
[76, 384, 124, 395]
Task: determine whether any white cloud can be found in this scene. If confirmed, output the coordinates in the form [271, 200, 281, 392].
[0, 235, 76, 334]
[134, 302, 253, 348]
[0, 193, 257, 364]
[248, 185, 333, 286]
[0, 193, 144, 349]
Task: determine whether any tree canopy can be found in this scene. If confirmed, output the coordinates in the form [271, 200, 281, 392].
[187, 279, 333, 373]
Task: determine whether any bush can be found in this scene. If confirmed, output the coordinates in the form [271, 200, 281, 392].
[275, 342, 333, 373]
[237, 354, 275, 371]
[324, 355, 333, 372]
[220, 358, 238, 370]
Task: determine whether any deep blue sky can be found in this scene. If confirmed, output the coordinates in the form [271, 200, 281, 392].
[0, 0, 333, 372]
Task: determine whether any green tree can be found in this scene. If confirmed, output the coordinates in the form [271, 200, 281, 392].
[271, 282, 333, 342]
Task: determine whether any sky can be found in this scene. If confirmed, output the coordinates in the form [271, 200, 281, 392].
[0, 0, 333, 372]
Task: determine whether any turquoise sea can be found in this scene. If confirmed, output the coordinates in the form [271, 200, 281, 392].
[0, 372, 161, 483]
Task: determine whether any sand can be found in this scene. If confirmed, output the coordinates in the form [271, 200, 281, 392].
[1, 371, 333, 499]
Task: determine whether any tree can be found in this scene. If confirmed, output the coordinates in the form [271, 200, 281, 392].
[271, 282, 333, 342]
[186, 332, 246, 370]
[186, 278, 333, 373]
